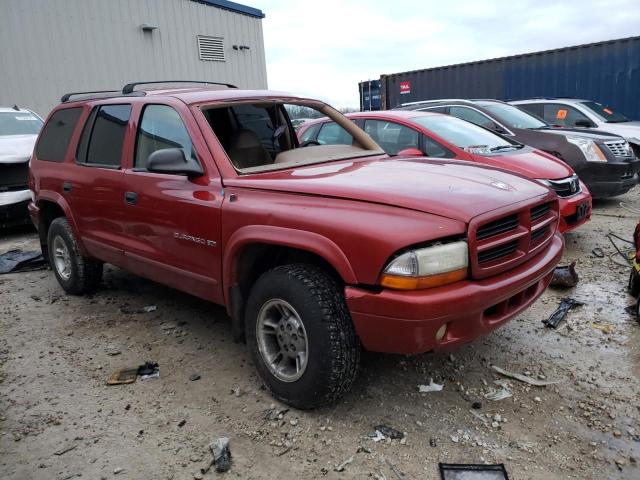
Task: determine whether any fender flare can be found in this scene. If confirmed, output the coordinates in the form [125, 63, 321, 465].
[37, 191, 89, 256]
[223, 225, 358, 303]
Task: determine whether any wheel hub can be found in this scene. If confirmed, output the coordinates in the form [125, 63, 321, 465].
[256, 299, 309, 382]
[52, 236, 72, 281]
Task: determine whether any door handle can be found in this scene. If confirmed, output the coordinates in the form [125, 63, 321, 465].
[62, 181, 73, 193]
[124, 191, 138, 205]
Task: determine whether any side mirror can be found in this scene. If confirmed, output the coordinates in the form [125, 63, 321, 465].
[147, 148, 204, 177]
[397, 147, 424, 157]
[574, 119, 593, 128]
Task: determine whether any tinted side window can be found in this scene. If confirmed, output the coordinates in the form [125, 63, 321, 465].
[364, 119, 418, 155]
[79, 105, 131, 167]
[300, 123, 321, 143]
[418, 106, 447, 114]
[517, 103, 544, 118]
[316, 122, 353, 145]
[35, 108, 83, 162]
[135, 105, 196, 169]
[422, 135, 454, 158]
[449, 106, 494, 128]
[543, 104, 591, 127]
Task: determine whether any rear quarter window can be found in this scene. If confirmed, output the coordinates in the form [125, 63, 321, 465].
[35, 108, 83, 162]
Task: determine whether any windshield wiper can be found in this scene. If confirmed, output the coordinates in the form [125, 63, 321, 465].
[490, 145, 522, 152]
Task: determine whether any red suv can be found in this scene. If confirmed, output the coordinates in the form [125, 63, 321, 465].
[29, 82, 564, 408]
[298, 111, 592, 233]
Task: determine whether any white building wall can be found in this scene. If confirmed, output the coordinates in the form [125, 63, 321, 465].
[0, 0, 268, 116]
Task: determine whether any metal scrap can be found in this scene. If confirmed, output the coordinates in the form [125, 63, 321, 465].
[492, 365, 562, 386]
[543, 297, 584, 328]
[550, 262, 579, 288]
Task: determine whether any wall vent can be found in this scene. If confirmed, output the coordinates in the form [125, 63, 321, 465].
[197, 35, 225, 62]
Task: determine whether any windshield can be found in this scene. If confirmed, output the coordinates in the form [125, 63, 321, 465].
[202, 101, 381, 173]
[480, 103, 547, 129]
[412, 115, 515, 151]
[0, 111, 43, 136]
[580, 101, 628, 123]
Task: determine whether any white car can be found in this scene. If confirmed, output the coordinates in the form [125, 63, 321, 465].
[511, 98, 640, 156]
[0, 106, 43, 227]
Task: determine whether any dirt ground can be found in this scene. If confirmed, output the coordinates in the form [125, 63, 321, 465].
[1, 193, 640, 480]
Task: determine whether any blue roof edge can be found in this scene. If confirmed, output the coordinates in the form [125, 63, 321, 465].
[191, 0, 265, 18]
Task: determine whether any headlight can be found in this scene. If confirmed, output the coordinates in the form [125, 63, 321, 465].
[380, 240, 468, 290]
[566, 136, 607, 162]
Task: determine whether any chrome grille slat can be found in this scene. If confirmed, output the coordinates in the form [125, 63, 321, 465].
[476, 214, 519, 240]
[605, 140, 632, 158]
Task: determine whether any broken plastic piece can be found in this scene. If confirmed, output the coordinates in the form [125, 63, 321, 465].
[592, 322, 614, 334]
[373, 424, 405, 440]
[138, 361, 159, 380]
[107, 367, 139, 385]
[334, 456, 354, 472]
[550, 262, 579, 288]
[418, 379, 444, 393]
[439, 463, 509, 480]
[491, 365, 562, 386]
[591, 247, 605, 258]
[484, 385, 512, 401]
[209, 437, 231, 473]
[543, 297, 584, 329]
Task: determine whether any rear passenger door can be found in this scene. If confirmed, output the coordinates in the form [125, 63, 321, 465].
[68, 104, 131, 265]
[122, 103, 223, 303]
[542, 104, 595, 128]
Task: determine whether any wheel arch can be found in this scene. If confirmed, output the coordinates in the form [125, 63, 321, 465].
[223, 226, 358, 342]
[36, 193, 88, 260]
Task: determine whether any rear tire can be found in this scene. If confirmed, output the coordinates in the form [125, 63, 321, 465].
[245, 264, 360, 409]
[47, 217, 103, 295]
[629, 268, 640, 297]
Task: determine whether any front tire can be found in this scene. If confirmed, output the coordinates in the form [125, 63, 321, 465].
[47, 217, 103, 295]
[245, 264, 360, 409]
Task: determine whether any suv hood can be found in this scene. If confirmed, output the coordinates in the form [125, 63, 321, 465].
[225, 157, 550, 223]
[0, 134, 37, 164]
[600, 122, 640, 139]
[534, 127, 624, 142]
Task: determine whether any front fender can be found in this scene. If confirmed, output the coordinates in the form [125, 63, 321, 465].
[223, 225, 358, 301]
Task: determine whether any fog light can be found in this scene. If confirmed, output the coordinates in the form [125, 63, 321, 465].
[435, 323, 447, 341]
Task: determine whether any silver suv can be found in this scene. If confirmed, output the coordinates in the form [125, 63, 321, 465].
[511, 98, 640, 157]
[0, 106, 43, 227]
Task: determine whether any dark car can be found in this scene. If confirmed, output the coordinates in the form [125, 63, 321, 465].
[395, 99, 640, 198]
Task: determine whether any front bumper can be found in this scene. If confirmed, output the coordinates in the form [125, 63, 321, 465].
[558, 189, 592, 233]
[346, 233, 564, 354]
[0, 190, 31, 227]
[579, 159, 640, 198]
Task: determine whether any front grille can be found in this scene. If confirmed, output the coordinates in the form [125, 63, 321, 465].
[605, 140, 632, 158]
[470, 199, 558, 278]
[478, 240, 518, 263]
[545, 175, 581, 198]
[0, 162, 29, 192]
[476, 214, 519, 240]
[530, 202, 551, 221]
[531, 225, 549, 243]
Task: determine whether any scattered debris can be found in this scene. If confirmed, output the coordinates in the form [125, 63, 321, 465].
[209, 437, 232, 473]
[542, 297, 584, 329]
[138, 361, 159, 380]
[550, 262, 579, 288]
[113, 467, 124, 475]
[141, 305, 157, 313]
[418, 379, 444, 393]
[373, 425, 405, 440]
[491, 365, 562, 386]
[591, 247, 605, 258]
[429, 438, 437, 447]
[369, 430, 386, 442]
[484, 380, 513, 401]
[106, 348, 121, 356]
[439, 463, 509, 480]
[592, 322, 614, 334]
[334, 456, 353, 472]
[178, 420, 187, 428]
[0, 249, 47, 274]
[189, 373, 201, 381]
[471, 401, 482, 410]
[469, 410, 489, 426]
[54, 443, 78, 456]
[386, 460, 407, 480]
[107, 367, 139, 385]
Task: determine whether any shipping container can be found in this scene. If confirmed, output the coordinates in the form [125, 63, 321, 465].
[358, 80, 382, 111]
[368, 36, 640, 120]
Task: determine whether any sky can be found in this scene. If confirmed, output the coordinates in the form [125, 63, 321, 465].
[253, 0, 640, 108]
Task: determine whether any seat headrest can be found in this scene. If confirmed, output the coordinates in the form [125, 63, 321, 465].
[229, 129, 262, 150]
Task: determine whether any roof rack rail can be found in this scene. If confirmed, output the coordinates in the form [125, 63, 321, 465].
[61, 90, 120, 103]
[122, 80, 237, 94]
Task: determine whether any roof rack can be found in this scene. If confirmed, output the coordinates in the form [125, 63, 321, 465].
[61, 90, 122, 103]
[122, 80, 237, 94]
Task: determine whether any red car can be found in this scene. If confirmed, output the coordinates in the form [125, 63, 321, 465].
[29, 82, 563, 408]
[298, 111, 592, 233]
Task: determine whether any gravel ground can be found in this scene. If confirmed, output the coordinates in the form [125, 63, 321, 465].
[1, 192, 639, 480]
